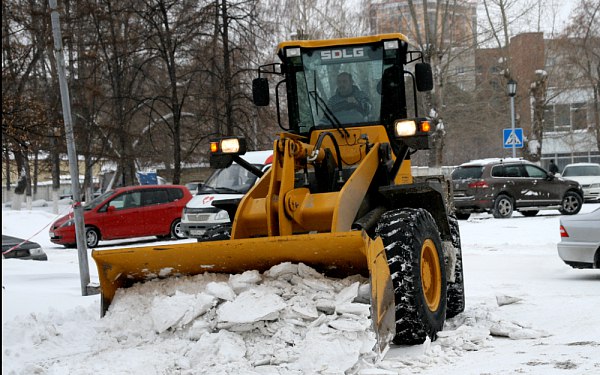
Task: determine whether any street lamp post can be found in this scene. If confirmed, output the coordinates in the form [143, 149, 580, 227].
[507, 79, 518, 158]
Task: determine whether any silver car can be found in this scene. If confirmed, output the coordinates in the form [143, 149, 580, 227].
[561, 163, 600, 202]
[557, 208, 600, 269]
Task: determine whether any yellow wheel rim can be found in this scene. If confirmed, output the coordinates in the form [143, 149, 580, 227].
[420, 239, 442, 311]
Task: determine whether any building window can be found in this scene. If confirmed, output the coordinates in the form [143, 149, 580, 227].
[572, 103, 587, 130]
[543, 102, 589, 131]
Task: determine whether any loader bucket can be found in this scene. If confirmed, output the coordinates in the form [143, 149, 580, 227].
[92, 230, 395, 353]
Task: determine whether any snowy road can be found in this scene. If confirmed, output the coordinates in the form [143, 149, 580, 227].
[2, 203, 599, 374]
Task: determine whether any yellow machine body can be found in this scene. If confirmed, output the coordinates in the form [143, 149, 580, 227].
[92, 32, 450, 354]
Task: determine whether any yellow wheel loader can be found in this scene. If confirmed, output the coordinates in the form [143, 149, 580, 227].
[92, 33, 465, 352]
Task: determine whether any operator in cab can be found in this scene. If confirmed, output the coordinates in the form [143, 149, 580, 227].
[321, 72, 371, 125]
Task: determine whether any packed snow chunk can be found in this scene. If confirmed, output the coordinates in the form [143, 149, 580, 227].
[496, 294, 523, 306]
[294, 328, 367, 373]
[336, 282, 360, 305]
[509, 328, 551, 340]
[187, 330, 247, 366]
[218, 288, 286, 324]
[336, 302, 371, 317]
[298, 263, 324, 278]
[150, 291, 217, 333]
[329, 317, 371, 332]
[489, 319, 551, 340]
[264, 262, 299, 280]
[205, 281, 236, 301]
[291, 302, 320, 320]
[297, 276, 335, 292]
[229, 270, 262, 293]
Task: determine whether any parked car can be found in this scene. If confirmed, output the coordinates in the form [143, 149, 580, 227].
[560, 163, 600, 202]
[2, 235, 48, 261]
[180, 151, 273, 240]
[557, 208, 600, 269]
[452, 158, 584, 219]
[49, 185, 192, 248]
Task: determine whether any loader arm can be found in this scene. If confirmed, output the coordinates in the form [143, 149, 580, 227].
[231, 131, 384, 239]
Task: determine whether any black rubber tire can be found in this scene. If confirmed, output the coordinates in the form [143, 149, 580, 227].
[85, 227, 100, 248]
[559, 191, 583, 215]
[492, 194, 513, 218]
[200, 224, 232, 242]
[375, 208, 447, 345]
[455, 212, 471, 220]
[170, 219, 186, 239]
[520, 210, 539, 217]
[446, 215, 465, 319]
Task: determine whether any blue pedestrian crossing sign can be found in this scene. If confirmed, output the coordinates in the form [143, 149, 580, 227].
[503, 128, 524, 148]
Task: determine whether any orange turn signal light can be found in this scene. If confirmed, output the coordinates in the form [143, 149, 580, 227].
[210, 142, 219, 153]
[421, 121, 431, 132]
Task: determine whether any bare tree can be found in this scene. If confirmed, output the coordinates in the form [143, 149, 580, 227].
[557, 0, 600, 150]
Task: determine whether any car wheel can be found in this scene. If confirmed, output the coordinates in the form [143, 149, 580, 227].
[520, 210, 539, 217]
[170, 219, 186, 239]
[85, 227, 100, 248]
[559, 191, 583, 215]
[493, 194, 513, 218]
[455, 212, 471, 220]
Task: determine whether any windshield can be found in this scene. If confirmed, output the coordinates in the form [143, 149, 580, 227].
[84, 190, 114, 210]
[291, 44, 410, 134]
[562, 165, 600, 177]
[199, 164, 260, 194]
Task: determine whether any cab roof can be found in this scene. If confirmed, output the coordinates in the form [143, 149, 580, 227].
[277, 33, 410, 52]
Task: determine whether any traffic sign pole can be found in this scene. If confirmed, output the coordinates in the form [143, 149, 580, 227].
[510, 95, 516, 157]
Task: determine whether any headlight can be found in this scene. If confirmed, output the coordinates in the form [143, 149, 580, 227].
[210, 137, 247, 154]
[214, 210, 230, 221]
[59, 219, 74, 228]
[590, 183, 600, 188]
[394, 120, 417, 136]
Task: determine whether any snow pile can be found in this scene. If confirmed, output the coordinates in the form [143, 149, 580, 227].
[3, 262, 379, 374]
[106, 263, 377, 374]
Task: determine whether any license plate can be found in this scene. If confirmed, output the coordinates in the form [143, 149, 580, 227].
[190, 229, 205, 236]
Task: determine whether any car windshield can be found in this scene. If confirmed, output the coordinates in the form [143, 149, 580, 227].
[452, 166, 484, 180]
[83, 190, 114, 210]
[199, 164, 260, 194]
[562, 165, 600, 177]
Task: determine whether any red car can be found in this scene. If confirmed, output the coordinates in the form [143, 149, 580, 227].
[49, 185, 192, 248]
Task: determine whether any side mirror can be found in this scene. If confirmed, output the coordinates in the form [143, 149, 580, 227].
[107, 205, 116, 213]
[546, 173, 555, 181]
[415, 63, 433, 92]
[252, 78, 269, 106]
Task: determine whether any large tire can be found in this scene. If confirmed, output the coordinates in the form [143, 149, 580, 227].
[375, 208, 447, 345]
[446, 215, 465, 319]
[559, 191, 583, 215]
[455, 212, 471, 220]
[492, 194, 513, 218]
[85, 227, 100, 248]
[200, 224, 232, 242]
[170, 219, 186, 239]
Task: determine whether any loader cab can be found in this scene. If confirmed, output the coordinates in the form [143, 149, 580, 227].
[252, 34, 433, 137]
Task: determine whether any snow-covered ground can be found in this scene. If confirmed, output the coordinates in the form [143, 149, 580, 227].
[2, 201, 599, 374]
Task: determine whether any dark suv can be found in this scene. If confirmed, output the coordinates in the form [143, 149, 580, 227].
[452, 158, 584, 219]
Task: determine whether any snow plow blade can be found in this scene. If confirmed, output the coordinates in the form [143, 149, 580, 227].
[92, 230, 395, 353]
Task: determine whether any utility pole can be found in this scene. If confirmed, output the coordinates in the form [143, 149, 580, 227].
[49, 0, 96, 296]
